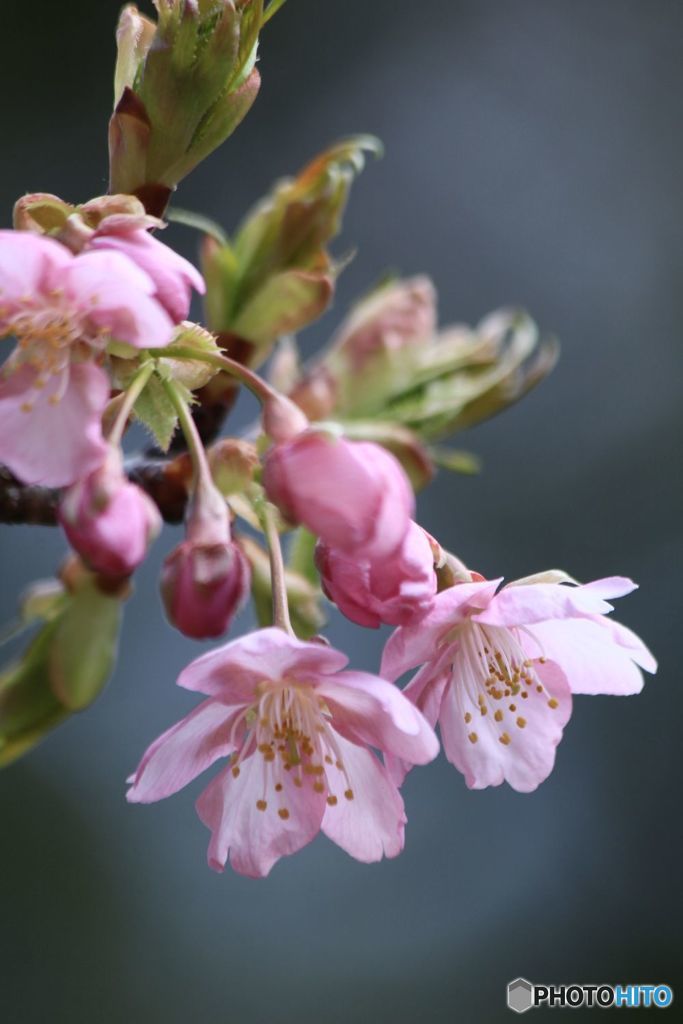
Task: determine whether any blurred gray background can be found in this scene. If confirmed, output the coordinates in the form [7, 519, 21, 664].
[1, 1, 681, 1021]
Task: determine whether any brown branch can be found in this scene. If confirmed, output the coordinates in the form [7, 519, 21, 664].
[0, 456, 193, 527]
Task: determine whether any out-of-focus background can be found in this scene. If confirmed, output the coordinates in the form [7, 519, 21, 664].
[1, 1, 681, 1021]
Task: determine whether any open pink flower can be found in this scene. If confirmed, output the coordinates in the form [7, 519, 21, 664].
[263, 428, 414, 558]
[316, 521, 437, 628]
[88, 224, 205, 323]
[59, 448, 161, 577]
[127, 627, 438, 877]
[0, 230, 175, 486]
[381, 572, 657, 793]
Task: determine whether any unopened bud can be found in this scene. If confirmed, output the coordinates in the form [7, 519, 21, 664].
[262, 394, 309, 442]
[161, 476, 251, 638]
[59, 450, 161, 578]
[207, 439, 259, 495]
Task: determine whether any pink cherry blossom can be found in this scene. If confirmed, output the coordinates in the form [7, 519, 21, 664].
[161, 476, 251, 639]
[381, 572, 657, 793]
[316, 521, 437, 628]
[263, 428, 414, 558]
[0, 230, 176, 486]
[127, 627, 439, 877]
[331, 275, 436, 371]
[59, 448, 161, 577]
[161, 539, 251, 639]
[88, 224, 205, 323]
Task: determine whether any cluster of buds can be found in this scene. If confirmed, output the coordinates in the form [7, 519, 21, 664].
[110, 0, 263, 213]
[0, 0, 656, 880]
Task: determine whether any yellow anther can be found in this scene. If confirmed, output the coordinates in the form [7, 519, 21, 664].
[231, 766, 240, 778]
[278, 808, 290, 820]
[344, 789, 354, 801]
[256, 800, 267, 812]
[313, 781, 325, 793]
[499, 732, 511, 746]
[326, 795, 338, 807]
[494, 710, 503, 723]
[468, 732, 478, 744]
[548, 698, 559, 709]
[516, 717, 527, 729]
[464, 712, 472, 724]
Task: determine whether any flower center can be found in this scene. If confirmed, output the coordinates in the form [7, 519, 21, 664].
[0, 293, 105, 410]
[229, 681, 354, 819]
[453, 621, 558, 746]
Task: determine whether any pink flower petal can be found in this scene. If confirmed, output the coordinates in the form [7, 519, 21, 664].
[380, 579, 502, 680]
[0, 230, 71, 314]
[127, 699, 242, 803]
[527, 618, 653, 695]
[0, 362, 108, 486]
[177, 626, 348, 700]
[439, 659, 572, 792]
[63, 250, 175, 348]
[384, 655, 452, 787]
[474, 580, 621, 627]
[316, 671, 439, 766]
[321, 733, 406, 862]
[90, 230, 205, 322]
[195, 755, 327, 877]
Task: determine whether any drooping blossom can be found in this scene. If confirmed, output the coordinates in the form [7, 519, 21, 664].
[330, 275, 436, 371]
[87, 218, 205, 323]
[0, 231, 176, 486]
[381, 572, 657, 793]
[263, 428, 414, 558]
[59, 448, 161, 577]
[127, 627, 439, 877]
[316, 521, 437, 628]
[161, 478, 250, 639]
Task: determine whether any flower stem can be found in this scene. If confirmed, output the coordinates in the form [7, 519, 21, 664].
[161, 378, 213, 490]
[107, 361, 155, 447]
[163, 347, 279, 407]
[254, 494, 294, 636]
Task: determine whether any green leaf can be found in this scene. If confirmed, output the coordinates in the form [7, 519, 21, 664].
[232, 269, 334, 346]
[288, 528, 319, 585]
[133, 373, 180, 450]
[48, 583, 123, 712]
[166, 206, 229, 246]
[428, 446, 482, 475]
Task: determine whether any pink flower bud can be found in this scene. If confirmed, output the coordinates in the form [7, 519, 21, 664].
[332, 276, 436, 371]
[161, 539, 251, 639]
[316, 522, 437, 629]
[59, 452, 161, 577]
[161, 478, 251, 639]
[263, 429, 415, 559]
[261, 393, 309, 442]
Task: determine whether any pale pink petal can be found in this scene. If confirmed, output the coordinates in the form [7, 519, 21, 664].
[384, 653, 451, 787]
[0, 230, 71, 316]
[63, 250, 175, 348]
[316, 671, 439, 766]
[580, 577, 639, 600]
[439, 659, 572, 792]
[527, 618, 652, 695]
[90, 230, 205, 322]
[195, 755, 327, 877]
[321, 733, 406, 862]
[177, 627, 348, 700]
[380, 579, 501, 680]
[474, 580, 618, 627]
[597, 617, 658, 673]
[0, 362, 108, 486]
[127, 699, 242, 803]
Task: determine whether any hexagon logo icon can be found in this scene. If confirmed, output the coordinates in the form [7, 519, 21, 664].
[507, 978, 534, 1014]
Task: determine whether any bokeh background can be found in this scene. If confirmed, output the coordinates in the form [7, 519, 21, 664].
[1, 1, 681, 1021]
